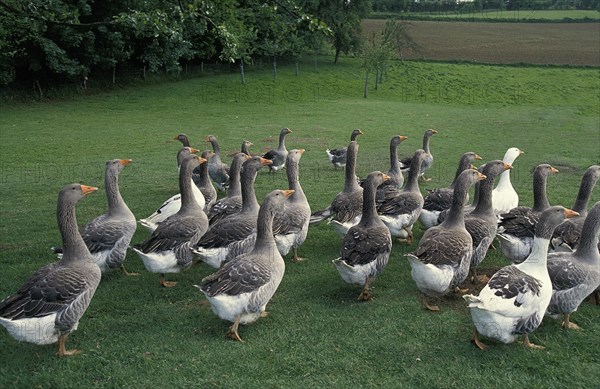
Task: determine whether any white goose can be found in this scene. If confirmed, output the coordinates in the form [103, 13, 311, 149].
[464, 206, 578, 350]
[492, 147, 524, 215]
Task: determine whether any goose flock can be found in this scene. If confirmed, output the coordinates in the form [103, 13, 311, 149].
[0, 127, 598, 355]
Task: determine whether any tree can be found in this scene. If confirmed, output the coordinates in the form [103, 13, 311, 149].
[304, 0, 372, 64]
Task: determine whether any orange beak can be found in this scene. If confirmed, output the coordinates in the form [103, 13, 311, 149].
[283, 189, 295, 198]
[399, 135, 408, 141]
[81, 185, 98, 196]
[519, 149, 525, 154]
[550, 166, 559, 174]
[382, 173, 391, 181]
[564, 208, 579, 218]
[299, 149, 306, 155]
[260, 157, 273, 165]
[477, 172, 487, 181]
[503, 163, 513, 170]
[474, 154, 482, 160]
[431, 130, 438, 134]
[119, 159, 133, 166]
[189, 147, 200, 154]
[197, 156, 207, 164]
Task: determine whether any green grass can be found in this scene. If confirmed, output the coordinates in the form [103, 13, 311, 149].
[1, 58, 599, 388]
[373, 9, 600, 21]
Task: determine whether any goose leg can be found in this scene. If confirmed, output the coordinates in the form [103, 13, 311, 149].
[120, 265, 139, 276]
[471, 328, 487, 350]
[358, 277, 373, 301]
[292, 247, 306, 263]
[421, 294, 440, 311]
[562, 313, 581, 330]
[225, 315, 244, 342]
[160, 274, 177, 287]
[56, 334, 81, 357]
[522, 334, 544, 349]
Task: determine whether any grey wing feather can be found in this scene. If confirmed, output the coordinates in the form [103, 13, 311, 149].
[200, 256, 270, 297]
[331, 190, 363, 223]
[423, 188, 453, 212]
[81, 215, 135, 254]
[341, 225, 392, 267]
[196, 214, 256, 249]
[498, 207, 538, 238]
[207, 196, 242, 225]
[414, 228, 472, 268]
[377, 192, 423, 216]
[547, 257, 590, 291]
[0, 264, 96, 321]
[136, 214, 205, 253]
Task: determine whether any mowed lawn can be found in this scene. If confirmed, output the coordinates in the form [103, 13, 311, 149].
[363, 19, 600, 66]
[0, 59, 599, 387]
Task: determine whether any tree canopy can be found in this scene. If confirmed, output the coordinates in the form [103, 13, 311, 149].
[0, 0, 373, 88]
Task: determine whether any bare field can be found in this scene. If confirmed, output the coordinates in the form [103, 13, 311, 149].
[363, 20, 600, 66]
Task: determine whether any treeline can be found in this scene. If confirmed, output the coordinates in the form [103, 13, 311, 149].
[373, 0, 600, 13]
[0, 0, 371, 89]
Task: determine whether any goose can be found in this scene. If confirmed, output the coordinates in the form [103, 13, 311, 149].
[241, 140, 254, 156]
[195, 189, 293, 342]
[546, 201, 600, 330]
[464, 206, 579, 350]
[551, 165, 600, 252]
[400, 129, 437, 181]
[377, 149, 428, 244]
[419, 152, 482, 229]
[326, 129, 363, 169]
[492, 147, 524, 215]
[174, 133, 191, 147]
[271, 149, 312, 261]
[75, 159, 137, 275]
[0, 184, 100, 356]
[333, 171, 392, 301]
[205, 135, 230, 190]
[310, 141, 363, 236]
[197, 150, 218, 212]
[192, 156, 272, 268]
[207, 153, 251, 226]
[207, 153, 251, 225]
[407, 169, 486, 311]
[133, 154, 208, 287]
[138, 147, 205, 233]
[464, 161, 512, 282]
[497, 164, 559, 263]
[263, 128, 292, 172]
[368, 135, 408, 202]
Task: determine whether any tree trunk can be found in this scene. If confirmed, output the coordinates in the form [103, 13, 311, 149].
[201, 61, 204, 73]
[240, 58, 245, 84]
[295, 61, 299, 76]
[143, 65, 146, 80]
[334, 47, 340, 64]
[375, 68, 379, 90]
[314, 53, 317, 71]
[364, 70, 369, 98]
[112, 66, 116, 84]
[273, 56, 277, 81]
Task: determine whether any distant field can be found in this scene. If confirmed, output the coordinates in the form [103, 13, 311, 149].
[363, 19, 600, 66]
[373, 9, 600, 21]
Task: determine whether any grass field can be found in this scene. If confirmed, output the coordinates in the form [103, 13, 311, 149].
[363, 19, 600, 65]
[373, 9, 600, 21]
[1, 59, 599, 387]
